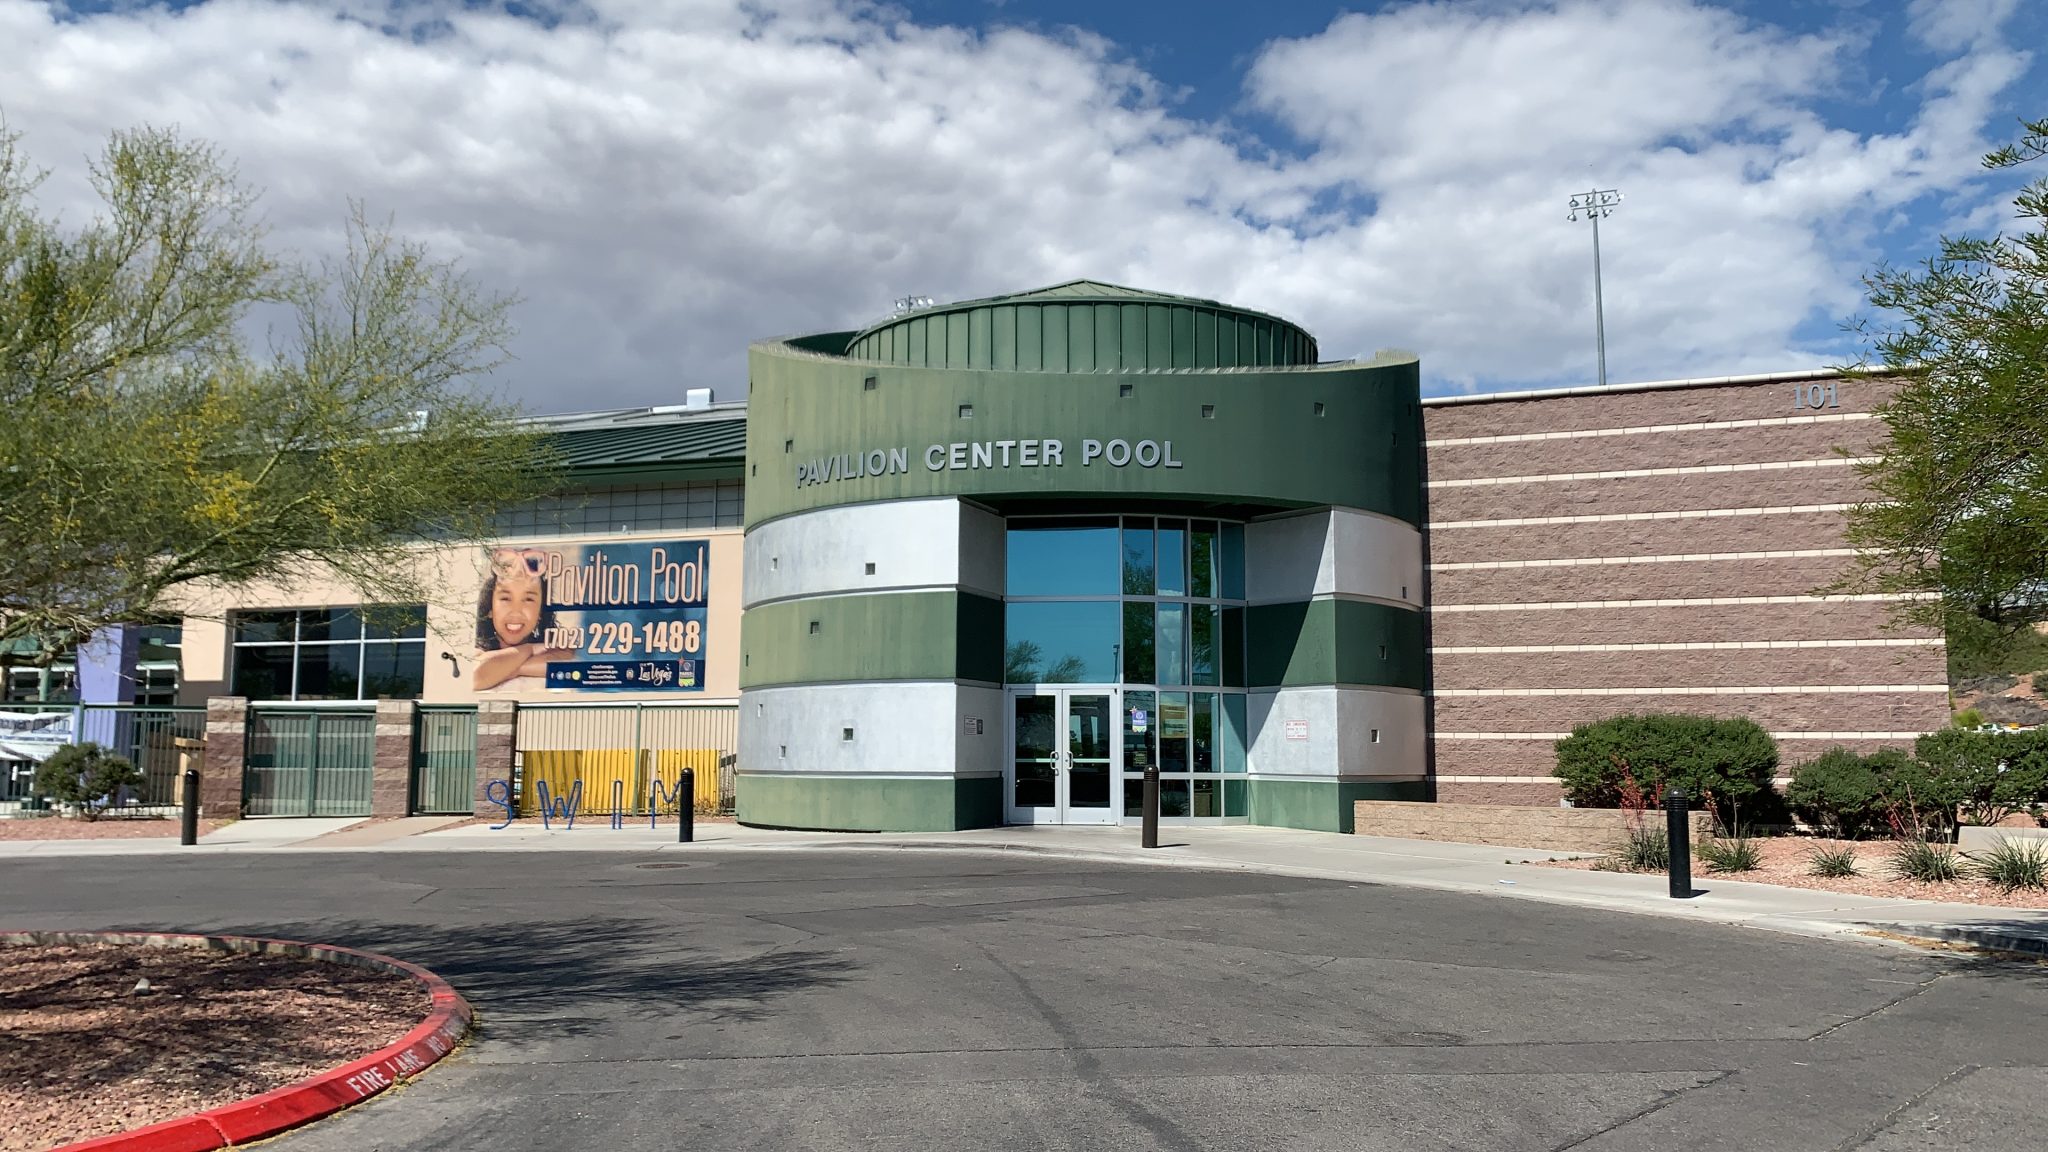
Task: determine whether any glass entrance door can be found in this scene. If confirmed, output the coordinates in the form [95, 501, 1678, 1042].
[1007, 689, 1119, 825]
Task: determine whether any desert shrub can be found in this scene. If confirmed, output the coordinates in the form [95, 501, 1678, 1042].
[2033, 672, 2048, 696]
[1951, 707, 1986, 729]
[32, 743, 144, 820]
[1888, 838, 1962, 883]
[1553, 714, 1778, 818]
[1806, 844, 1860, 877]
[1695, 834, 1761, 873]
[1611, 825, 1670, 873]
[1966, 837, 2048, 891]
[1786, 748, 1889, 836]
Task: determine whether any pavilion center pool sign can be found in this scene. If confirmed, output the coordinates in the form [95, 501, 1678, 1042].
[474, 540, 709, 693]
[795, 435, 1185, 488]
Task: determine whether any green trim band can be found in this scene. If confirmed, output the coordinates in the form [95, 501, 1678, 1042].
[741, 591, 1002, 688]
[1249, 777, 1428, 834]
[737, 772, 1003, 832]
[744, 348, 1422, 527]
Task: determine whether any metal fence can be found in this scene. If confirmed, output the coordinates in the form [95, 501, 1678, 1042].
[244, 706, 377, 817]
[78, 706, 206, 807]
[2, 705, 203, 809]
[0, 704, 71, 804]
[413, 706, 478, 815]
[514, 703, 739, 816]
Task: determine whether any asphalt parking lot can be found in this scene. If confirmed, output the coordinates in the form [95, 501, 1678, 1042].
[6, 848, 2045, 1151]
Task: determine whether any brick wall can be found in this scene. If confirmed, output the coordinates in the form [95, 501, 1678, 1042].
[1354, 799, 1714, 852]
[1420, 373, 1949, 805]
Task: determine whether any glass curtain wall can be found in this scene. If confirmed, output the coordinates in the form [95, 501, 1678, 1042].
[1005, 516, 1249, 821]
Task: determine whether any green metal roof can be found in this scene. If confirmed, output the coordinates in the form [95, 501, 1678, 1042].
[841, 278, 1319, 372]
[525, 404, 748, 479]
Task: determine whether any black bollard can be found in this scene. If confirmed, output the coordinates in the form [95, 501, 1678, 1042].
[180, 769, 200, 846]
[1665, 786, 1691, 898]
[1141, 765, 1160, 849]
[679, 767, 695, 844]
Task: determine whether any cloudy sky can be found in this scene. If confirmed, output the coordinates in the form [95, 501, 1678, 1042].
[2, 0, 2042, 412]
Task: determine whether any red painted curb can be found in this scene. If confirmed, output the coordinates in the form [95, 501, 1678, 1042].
[1, 931, 474, 1151]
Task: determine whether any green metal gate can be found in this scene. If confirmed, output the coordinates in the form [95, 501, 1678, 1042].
[412, 706, 478, 815]
[244, 707, 375, 816]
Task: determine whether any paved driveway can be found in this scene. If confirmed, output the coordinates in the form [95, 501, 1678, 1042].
[5, 849, 2044, 1151]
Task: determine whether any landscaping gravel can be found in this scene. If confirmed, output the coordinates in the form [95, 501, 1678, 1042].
[1529, 835, 2048, 908]
[0, 942, 425, 1150]
[0, 817, 223, 841]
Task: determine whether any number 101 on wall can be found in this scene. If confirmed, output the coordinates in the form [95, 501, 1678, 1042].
[1793, 381, 1840, 409]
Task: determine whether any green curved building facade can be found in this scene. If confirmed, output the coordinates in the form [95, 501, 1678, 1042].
[738, 281, 1428, 832]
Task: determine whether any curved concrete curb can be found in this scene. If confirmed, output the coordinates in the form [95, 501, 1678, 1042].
[1, 930, 473, 1152]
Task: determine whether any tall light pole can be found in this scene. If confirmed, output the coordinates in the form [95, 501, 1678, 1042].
[1567, 188, 1622, 387]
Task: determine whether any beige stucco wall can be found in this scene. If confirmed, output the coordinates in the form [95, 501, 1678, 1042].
[174, 527, 743, 705]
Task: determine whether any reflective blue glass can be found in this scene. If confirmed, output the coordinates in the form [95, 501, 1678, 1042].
[1007, 523, 1118, 596]
[1004, 601, 1119, 683]
[1156, 520, 1186, 595]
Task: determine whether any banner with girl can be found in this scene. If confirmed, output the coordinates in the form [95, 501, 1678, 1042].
[474, 540, 709, 693]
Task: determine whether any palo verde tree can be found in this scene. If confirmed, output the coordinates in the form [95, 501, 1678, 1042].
[1845, 116, 2048, 641]
[0, 120, 556, 665]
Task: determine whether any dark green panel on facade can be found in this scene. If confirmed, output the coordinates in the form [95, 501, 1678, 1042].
[946, 313, 970, 369]
[1042, 305, 1067, 373]
[1246, 599, 1427, 690]
[956, 592, 1004, 685]
[1249, 777, 1428, 833]
[969, 308, 993, 369]
[738, 773, 1003, 832]
[1122, 305, 1146, 369]
[1095, 304, 1120, 370]
[992, 306, 1017, 368]
[1068, 306, 1092, 373]
[743, 592, 973, 688]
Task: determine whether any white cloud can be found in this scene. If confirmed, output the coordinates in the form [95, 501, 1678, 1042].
[0, 0, 2033, 408]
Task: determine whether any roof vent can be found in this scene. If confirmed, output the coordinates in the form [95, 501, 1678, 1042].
[682, 388, 714, 410]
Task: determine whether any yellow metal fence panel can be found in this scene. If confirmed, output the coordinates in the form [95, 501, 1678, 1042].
[514, 704, 736, 816]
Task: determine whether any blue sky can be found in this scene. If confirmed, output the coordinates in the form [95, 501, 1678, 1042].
[3, 0, 2043, 409]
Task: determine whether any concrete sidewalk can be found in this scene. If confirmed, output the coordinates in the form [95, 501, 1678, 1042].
[7, 815, 2046, 956]
[397, 819, 2048, 956]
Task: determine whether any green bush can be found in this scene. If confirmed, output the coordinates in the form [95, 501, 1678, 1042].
[1553, 713, 1778, 817]
[1786, 748, 1888, 836]
[2033, 672, 2048, 696]
[32, 743, 144, 821]
[1909, 728, 2048, 829]
[1695, 835, 1761, 873]
[1888, 838, 1962, 883]
[1806, 844, 1860, 877]
[1966, 837, 2048, 892]
[1951, 708, 1986, 729]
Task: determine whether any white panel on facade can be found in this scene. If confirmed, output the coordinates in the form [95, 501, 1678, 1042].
[743, 498, 1000, 607]
[740, 681, 998, 777]
[1246, 508, 1423, 607]
[1247, 686, 1426, 778]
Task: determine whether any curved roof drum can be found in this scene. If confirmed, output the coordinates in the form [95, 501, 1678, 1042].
[844, 280, 1319, 373]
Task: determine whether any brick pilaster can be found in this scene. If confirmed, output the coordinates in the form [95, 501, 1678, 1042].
[474, 700, 518, 820]
[201, 697, 248, 820]
[371, 699, 418, 818]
